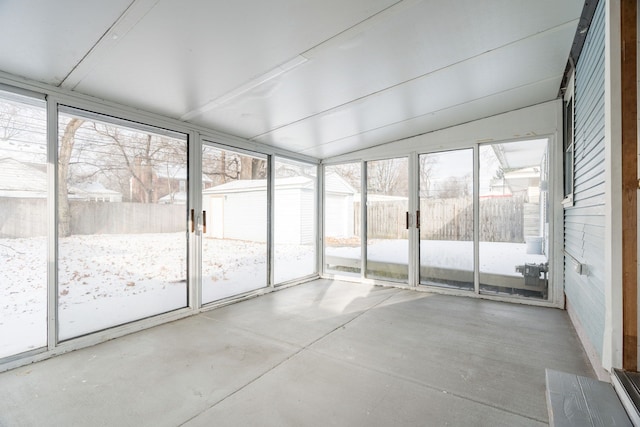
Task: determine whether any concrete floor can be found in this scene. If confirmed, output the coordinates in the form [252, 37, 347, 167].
[1, 279, 594, 426]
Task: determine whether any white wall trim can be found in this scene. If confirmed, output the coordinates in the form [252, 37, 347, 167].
[603, 0, 624, 372]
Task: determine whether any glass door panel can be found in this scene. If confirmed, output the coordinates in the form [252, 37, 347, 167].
[0, 92, 48, 358]
[419, 149, 474, 290]
[201, 145, 267, 303]
[57, 111, 189, 341]
[273, 157, 317, 284]
[365, 157, 409, 282]
[479, 139, 549, 299]
[324, 163, 361, 276]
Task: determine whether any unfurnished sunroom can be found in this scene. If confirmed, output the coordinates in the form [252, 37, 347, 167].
[0, 0, 638, 425]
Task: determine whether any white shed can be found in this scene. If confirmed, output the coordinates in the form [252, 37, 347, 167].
[203, 179, 268, 243]
[324, 172, 357, 238]
[203, 175, 354, 244]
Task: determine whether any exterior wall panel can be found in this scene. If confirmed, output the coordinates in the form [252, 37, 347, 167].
[564, 0, 606, 359]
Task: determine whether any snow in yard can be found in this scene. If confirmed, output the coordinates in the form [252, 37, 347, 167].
[202, 237, 267, 303]
[326, 239, 547, 276]
[0, 236, 47, 358]
[1, 233, 316, 359]
[3, 234, 545, 359]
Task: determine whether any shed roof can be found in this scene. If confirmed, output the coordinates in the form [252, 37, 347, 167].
[204, 176, 316, 195]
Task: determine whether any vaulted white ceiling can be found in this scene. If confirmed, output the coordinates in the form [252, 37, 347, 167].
[0, 0, 584, 158]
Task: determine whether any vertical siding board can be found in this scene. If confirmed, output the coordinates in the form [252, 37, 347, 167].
[564, 0, 606, 358]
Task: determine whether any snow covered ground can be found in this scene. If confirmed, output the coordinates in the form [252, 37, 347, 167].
[1, 233, 315, 359]
[326, 239, 547, 276]
[2, 234, 544, 359]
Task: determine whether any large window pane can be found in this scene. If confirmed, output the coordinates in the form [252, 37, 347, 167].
[0, 92, 47, 358]
[57, 111, 188, 340]
[479, 140, 549, 299]
[324, 163, 361, 276]
[274, 158, 317, 284]
[419, 150, 474, 290]
[365, 157, 408, 282]
[202, 145, 267, 303]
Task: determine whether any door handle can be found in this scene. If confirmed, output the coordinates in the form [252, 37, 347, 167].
[202, 210, 207, 234]
[416, 210, 420, 229]
[190, 209, 195, 233]
[405, 211, 409, 230]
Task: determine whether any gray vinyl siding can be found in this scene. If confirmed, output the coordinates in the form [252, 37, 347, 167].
[564, 0, 605, 359]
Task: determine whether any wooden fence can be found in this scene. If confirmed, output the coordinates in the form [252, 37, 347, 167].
[0, 198, 186, 238]
[356, 196, 529, 243]
[0, 198, 48, 238]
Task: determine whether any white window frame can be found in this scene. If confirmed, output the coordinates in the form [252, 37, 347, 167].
[562, 73, 575, 207]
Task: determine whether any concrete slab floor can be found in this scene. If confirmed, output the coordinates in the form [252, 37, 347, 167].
[0, 279, 594, 426]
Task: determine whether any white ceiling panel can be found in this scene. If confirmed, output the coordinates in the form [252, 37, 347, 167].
[193, 0, 583, 140]
[251, 23, 575, 152]
[0, 0, 133, 85]
[311, 77, 562, 159]
[70, 0, 397, 119]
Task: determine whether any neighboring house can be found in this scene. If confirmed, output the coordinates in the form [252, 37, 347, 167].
[71, 182, 122, 202]
[0, 157, 124, 202]
[0, 157, 48, 238]
[154, 164, 188, 202]
[0, 157, 47, 199]
[131, 163, 212, 204]
[158, 191, 187, 205]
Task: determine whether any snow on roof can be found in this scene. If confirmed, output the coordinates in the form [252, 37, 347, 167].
[203, 176, 316, 194]
[325, 172, 356, 195]
[73, 181, 122, 195]
[0, 157, 47, 197]
[159, 191, 187, 204]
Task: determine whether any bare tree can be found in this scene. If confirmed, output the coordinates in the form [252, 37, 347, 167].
[328, 163, 361, 190]
[418, 155, 437, 197]
[88, 124, 187, 203]
[276, 161, 314, 179]
[240, 156, 266, 180]
[435, 175, 471, 199]
[58, 118, 85, 237]
[367, 159, 406, 196]
[0, 103, 23, 142]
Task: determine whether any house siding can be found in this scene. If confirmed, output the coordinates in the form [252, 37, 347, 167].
[564, 0, 606, 359]
[300, 188, 315, 245]
[274, 188, 303, 244]
[223, 190, 268, 242]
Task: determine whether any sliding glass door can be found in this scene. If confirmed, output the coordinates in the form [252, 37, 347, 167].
[365, 157, 409, 282]
[323, 140, 551, 302]
[273, 157, 317, 284]
[0, 91, 48, 358]
[419, 149, 474, 290]
[479, 140, 549, 299]
[201, 144, 268, 303]
[57, 109, 189, 341]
